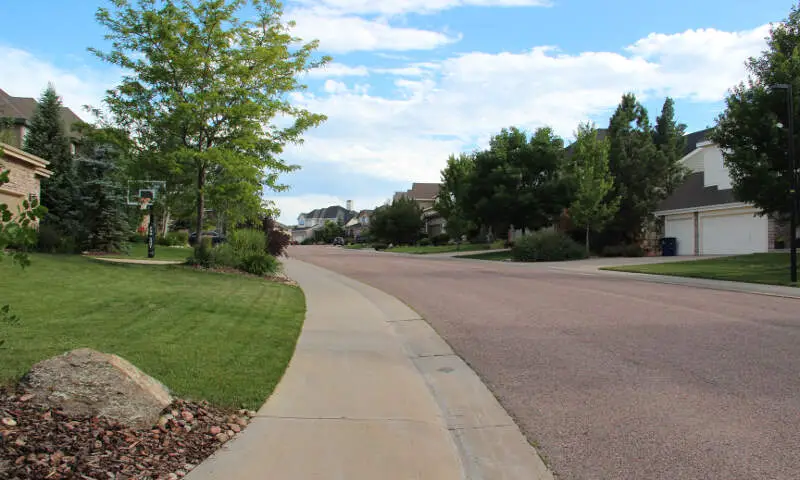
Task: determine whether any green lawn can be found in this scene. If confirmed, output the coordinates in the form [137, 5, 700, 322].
[102, 242, 193, 262]
[344, 243, 371, 249]
[386, 241, 506, 254]
[458, 250, 513, 261]
[0, 254, 305, 409]
[603, 253, 799, 287]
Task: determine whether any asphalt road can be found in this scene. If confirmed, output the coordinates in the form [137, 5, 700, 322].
[289, 246, 800, 480]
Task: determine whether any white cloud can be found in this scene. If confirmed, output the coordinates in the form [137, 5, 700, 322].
[286, 24, 771, 185]
[0, 45, 119, 121]
[295, 0, 551, 16]
[289, 8, 458, 53]
[268, 193, 389, 225]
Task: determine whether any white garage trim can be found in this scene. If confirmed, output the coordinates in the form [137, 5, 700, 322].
[655, 202, 749, 217]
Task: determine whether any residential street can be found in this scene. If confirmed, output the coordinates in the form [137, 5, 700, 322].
[290, 246, 800, 480]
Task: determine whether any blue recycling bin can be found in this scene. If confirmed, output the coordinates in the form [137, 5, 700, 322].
[660, 237, 677, 256]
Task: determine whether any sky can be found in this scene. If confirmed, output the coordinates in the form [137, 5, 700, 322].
[0, 0, 794, 225]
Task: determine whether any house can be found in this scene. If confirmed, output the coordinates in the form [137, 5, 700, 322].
[655, 128, 783, 255]
[394, 183, 445, 235]
[0, 142, 52, 217]
[293, 204, 357, 243]
[345, 209, 372, 238]
[0, 88, 83, 154]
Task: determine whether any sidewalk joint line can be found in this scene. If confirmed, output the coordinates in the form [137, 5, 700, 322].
[386, 317, 424, 323]
[256, 414, 438, 426]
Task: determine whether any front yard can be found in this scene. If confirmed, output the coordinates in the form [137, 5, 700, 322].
[386, 241, 505, 254]
[0, 254, 305, 409]
[604, 253, 799, 287]
[101, 242, 194, 262]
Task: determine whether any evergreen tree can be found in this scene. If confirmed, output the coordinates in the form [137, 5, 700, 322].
[653, 97, 688, 191]
[75, 131, 132, 253]
[23, 85, 80, 251]
[603, 93, 661, 245]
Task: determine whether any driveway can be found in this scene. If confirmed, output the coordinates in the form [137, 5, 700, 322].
[289, 246, 800, 480]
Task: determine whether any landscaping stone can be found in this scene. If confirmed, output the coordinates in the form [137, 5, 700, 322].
[19, 348, 173, 428]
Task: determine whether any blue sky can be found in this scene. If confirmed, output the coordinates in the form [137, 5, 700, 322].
[0, 0, 793, 224]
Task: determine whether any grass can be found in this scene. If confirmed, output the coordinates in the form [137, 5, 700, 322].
[0, 254, 306, 409]
[386, 240, 506, 254]
[603, 253, 799, 287]
[343, 243, 371, 249]
[458, 250, 513, 261]
[103, 242, 193, 262]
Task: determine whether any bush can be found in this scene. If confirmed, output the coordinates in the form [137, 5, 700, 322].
[190, 236, 214, 267]
[511, 231, 587, 262]
[267, 229, 290, 257]
[300, 237, 314, 245]
[373, 243, 388, 251]
[128, 233, 145, 244]
[431, 233, 450, 246]
[600, 244, 645, 258]
[418, 238, 431, 246]
[240, 253, 281, 276]
[229, 228, 265, 259]
[211, 243, 238, 268]
[166, 230, 189, 246]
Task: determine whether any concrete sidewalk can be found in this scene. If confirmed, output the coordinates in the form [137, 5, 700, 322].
[187, 258, 552, 480]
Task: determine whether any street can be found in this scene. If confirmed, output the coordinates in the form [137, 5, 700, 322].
[290, 246, 800, 480]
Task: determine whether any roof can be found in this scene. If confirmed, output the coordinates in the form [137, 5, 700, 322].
[357, 209, 373, 216]
[656, 173, 736, 212]
[0, 88, 84, 138]
[300, 205, 357, 221]
[394, 183, 441, 202]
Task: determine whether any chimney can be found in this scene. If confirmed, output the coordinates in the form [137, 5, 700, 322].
[346, 200, 353, 211]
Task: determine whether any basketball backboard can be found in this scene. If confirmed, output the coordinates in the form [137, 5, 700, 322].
[126, 180, 166, 206]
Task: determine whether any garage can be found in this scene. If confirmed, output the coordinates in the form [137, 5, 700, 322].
[700, 210, 767, 254]
[665, 215, 695, 255]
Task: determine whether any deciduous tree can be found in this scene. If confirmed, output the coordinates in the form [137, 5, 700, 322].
[370, 197, 424, 245]
[92, 0, 329, 245]
[712, 4, 800, 220]
[435, 153, 474, 244]
[566, 123, 619, 253]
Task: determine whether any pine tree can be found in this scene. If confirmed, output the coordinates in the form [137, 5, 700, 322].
[24, 84, 80, 251]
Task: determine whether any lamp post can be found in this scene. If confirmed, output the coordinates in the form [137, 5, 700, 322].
[772, 83, 797, 283]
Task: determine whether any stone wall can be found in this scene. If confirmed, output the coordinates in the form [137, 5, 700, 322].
[0, 154, 41, 216]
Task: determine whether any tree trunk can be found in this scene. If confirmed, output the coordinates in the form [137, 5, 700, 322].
[585, 224, 590, 255]
[196, 164, 206, 247]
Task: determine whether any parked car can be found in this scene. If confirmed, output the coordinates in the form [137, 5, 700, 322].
[189, 231, 227, 246]
[332, 237, 345, 246]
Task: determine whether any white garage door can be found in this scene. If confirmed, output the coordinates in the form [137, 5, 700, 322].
[700, 212, 767, 254]
[665, 216, 694, 255]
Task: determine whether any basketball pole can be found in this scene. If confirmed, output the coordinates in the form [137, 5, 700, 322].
[148, 203, 156, 259]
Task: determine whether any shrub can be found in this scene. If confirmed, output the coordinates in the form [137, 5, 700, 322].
[167, 231, 189, 246]
[229, 228, 265, 259]
[300, 237, 314, 245]
[511, 231, 587, 262]
[600, 244, 645, 258]
[266, 229, 290, 257]
[240, 253, 281, 276]
[190, 236, 214, 267]
[211, 243, 238, 268]
[431, 233, 450, 246]
[419, 238, 431, 246]
[373, 243, 388, 251]
[128, 233, 145, 244]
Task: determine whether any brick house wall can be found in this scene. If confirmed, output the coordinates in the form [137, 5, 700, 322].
[0, 143, 52, 218]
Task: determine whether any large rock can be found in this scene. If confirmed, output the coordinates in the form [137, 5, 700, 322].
[20, 348, 172, 428]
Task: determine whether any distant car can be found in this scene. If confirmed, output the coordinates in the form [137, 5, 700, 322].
[189, 231, 227, 246]
[332, 237, 345, 246]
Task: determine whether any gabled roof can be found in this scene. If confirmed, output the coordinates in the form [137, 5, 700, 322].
[1, 141, 52, 178]
[0, 88, 84, 138]
[394, 183, 441, 202]
[682, 128, 713, 155]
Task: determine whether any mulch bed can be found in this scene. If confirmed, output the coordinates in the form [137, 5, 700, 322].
[0, 388, 255, 479]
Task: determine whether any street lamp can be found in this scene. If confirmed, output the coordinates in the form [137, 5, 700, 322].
[771, 83, 797, 283]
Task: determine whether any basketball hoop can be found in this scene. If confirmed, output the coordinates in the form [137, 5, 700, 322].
[138, 197, 152, 210]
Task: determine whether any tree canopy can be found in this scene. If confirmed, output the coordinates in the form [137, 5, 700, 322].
[712, 5, 800, 219]
[370, 197, 424, 245]
[92, 0, 329, 237]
